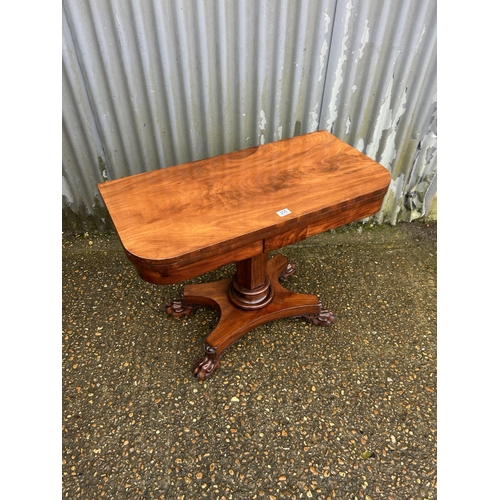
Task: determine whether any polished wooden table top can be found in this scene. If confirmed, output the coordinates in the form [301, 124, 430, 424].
[98, 131, 391, 284]
[98, 130, 392, 380]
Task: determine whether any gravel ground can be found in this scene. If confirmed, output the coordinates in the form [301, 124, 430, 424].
[62, 221, 436, 499]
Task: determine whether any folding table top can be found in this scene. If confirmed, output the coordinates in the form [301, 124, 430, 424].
[98, 131, 391, 274]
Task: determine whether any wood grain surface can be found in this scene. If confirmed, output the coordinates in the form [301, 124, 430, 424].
[98, 131, 391, 283]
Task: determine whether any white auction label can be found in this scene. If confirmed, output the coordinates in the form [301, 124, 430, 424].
[276, 208, 291, 217]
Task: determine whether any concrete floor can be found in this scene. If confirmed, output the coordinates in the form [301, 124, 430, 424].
[62, 221, 436, 499]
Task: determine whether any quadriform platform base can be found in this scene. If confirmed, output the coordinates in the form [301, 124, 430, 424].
[98, 131, 391, 380]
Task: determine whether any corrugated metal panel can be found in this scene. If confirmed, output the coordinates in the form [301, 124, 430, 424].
[62, 0, 436, 230]
[320, 0, 437, 223]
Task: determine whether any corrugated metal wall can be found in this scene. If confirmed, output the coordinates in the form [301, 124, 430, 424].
[62, 0, 436, 230]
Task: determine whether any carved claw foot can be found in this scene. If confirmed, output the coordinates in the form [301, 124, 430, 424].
[279, 262, 297, 281]
[193, 345, 221, 381]
[305, 308, 336, 326]
[297, 303, 336, 326]
[165, 298, 200, 318]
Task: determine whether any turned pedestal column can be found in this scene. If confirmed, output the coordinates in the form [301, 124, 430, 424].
[166, 252, 335, 380]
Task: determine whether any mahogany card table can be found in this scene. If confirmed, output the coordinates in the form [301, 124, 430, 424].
[98, 131, 391, 380]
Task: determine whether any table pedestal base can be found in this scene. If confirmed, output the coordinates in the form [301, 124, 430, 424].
[166, 254, 335, 380]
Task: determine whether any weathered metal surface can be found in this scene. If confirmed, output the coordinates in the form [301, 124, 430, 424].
[62, 0, 436, 230]
[319, 0, 437, 223]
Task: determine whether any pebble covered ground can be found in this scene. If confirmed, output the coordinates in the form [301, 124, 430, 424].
[62, 221, 437, 499]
